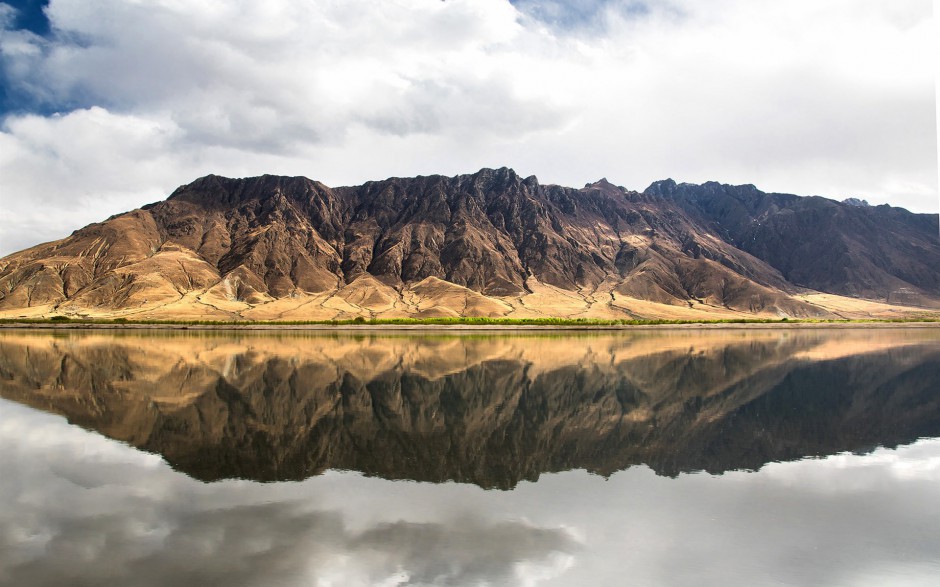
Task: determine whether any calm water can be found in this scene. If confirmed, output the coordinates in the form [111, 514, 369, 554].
[1, 327, 940, 586]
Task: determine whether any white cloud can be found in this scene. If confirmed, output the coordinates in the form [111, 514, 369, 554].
[0, 0, 936, 256]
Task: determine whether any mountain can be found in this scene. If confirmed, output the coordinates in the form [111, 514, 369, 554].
[0, 168, 937, 320]
[646, 179, 940, 307]
[2, 330, 939, 486]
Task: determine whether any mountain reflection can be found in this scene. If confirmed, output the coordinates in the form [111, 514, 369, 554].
[1, 328, 939, 488]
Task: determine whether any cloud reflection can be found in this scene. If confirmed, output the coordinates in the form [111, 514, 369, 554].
[2, 347, 940, 586]
[0, 401, 580, 587]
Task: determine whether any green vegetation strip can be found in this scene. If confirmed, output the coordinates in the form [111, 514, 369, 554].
[1, 316, 939, 326]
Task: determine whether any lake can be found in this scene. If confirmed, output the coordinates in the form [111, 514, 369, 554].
[1, 327, 940, 586]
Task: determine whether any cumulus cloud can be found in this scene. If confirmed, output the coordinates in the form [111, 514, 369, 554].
[0, 0, 935, 256]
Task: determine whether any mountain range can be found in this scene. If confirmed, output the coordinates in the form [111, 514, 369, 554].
[1, 168, 937, 320]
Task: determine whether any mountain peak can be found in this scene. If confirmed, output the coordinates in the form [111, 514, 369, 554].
[167, 173, 330, 208]
[643, 178, 678, 196]
[469, 166, 521, 183]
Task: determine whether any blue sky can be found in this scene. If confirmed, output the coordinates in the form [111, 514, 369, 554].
[510, 0, 648, 28]
[0, 0, 48, 115]
[2, 0, 47, 34]
[0, 0, 936, 256]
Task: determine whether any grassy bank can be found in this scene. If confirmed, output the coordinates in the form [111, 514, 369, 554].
[2, 315, 939, 327]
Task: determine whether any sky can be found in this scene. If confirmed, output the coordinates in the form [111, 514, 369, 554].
[0, 0, 936, 257]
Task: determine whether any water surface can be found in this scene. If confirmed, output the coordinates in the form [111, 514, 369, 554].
[1, 328, 939, 586]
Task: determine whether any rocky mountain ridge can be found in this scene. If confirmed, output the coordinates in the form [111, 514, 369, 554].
[0, 168, 937, 320]
[646, 178, 940, 304]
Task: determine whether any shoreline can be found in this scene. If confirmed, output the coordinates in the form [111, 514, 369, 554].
[2, 321, 940, 331]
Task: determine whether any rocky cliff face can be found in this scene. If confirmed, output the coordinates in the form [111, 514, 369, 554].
[0, 169, 937, 320]
[2, 330, 939, 487]
[646, 179, 940, 306]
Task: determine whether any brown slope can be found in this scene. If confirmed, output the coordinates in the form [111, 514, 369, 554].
[0, 168, 935, 319]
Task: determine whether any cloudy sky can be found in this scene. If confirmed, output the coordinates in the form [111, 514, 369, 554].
[0, 0, 936, 257]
